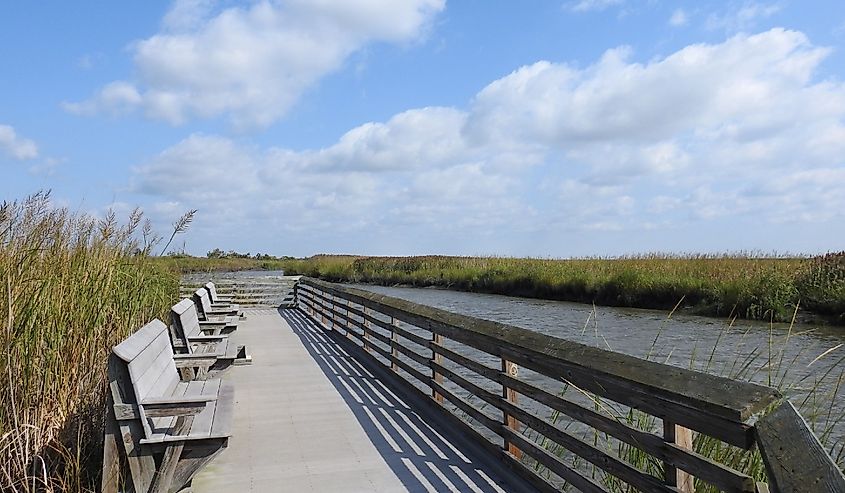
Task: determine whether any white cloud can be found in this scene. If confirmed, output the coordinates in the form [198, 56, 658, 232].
[706, 1, 783, 32]
[131, 28, 845, 254]
[63, 81, 142, 116]
[466, 30, 837, 150]
[67, 0, 444, 127]
[568, 0, 625, 13]
[0, 124, 38, 160]
[669, 9, 688, 27]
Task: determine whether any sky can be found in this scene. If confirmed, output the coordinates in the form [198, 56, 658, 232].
[1, 0, 844, 257]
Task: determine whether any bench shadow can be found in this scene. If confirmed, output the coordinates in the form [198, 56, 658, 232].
[279, 307, 536, 493]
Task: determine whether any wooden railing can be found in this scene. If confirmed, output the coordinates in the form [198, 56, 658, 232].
[295, 277, 845, 493]
[180, 276, 298, 306]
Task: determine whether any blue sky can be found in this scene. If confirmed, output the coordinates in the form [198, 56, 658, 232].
[2, 1, 844, 257]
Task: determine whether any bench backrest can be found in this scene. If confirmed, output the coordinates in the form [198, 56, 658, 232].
[193, 288, 212, 319]
[171, 298, 202, 347]
[205, 282, 221, 303]
[113, 319, 180, 403]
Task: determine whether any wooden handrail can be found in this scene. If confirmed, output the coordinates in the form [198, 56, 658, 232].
[295, 277, 842, 493]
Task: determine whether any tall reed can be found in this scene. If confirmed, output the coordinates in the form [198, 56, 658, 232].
[0, 192, 179, 492]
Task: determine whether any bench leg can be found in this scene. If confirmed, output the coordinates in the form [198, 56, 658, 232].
[149, 416, 192, 493]
[108, 354, 156, 492]
[101, 395, 121, 493]
[170, 441, 228, 490]
[233, 345, 252, 365]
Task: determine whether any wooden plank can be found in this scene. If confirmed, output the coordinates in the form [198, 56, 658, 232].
[502, 359, 521, 459]
[499, 399, 678, 493]
[135, 348, 179, 404]
[107, 353, 156, 492]
[149, 416, 191, 493]
[501, 446, 575, 493]
[496, 372, 755, 492]
[664, 421, 695, 492]
[392, 324, 431, 349]
[113, 319, 169, 362]
[100, 393, 121, 493]
[502, 428, 609, 493]
[755, 400, 845, 493]
[498, 345, 756, 449]
[432, 333, 444, 404]
[210, 382, 235, 437]
[187, 380, 220, 437]
[430, 361, 501, 411]
[431, 380, 501, 433]
[432, 342, 501, 381]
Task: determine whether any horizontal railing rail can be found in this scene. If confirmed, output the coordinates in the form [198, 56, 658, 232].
[180, 276, 298, 306]
[294, 277, 844, 493]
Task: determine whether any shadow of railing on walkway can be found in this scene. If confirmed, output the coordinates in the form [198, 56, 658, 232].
[280, 308, 527, 493]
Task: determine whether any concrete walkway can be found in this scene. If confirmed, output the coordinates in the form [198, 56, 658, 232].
[192, 307, 536, 493]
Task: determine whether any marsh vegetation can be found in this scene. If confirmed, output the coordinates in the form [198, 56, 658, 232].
[0, 193, 179, 492]
[280, 253, 845, 324]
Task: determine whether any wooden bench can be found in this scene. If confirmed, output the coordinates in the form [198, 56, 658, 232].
[204, 281, 245, 318]
[193, 288, 240, 328]
[171, 298, 251, 380]
[101, 319, 234, 493]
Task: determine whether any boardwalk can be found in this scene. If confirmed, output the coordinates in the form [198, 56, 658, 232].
[192, 307, 537, 493]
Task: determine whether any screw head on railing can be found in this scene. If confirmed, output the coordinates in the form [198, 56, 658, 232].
[509, 364, 519, 378]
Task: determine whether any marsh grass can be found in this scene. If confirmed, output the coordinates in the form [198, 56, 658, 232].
[524, 305, 845, 492]
[0, 192, 179, 492]
[280, 254, 845, 323]
[154, 255, 288, 274]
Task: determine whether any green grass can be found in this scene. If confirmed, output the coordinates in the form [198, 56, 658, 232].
[279, 254, 845, 324]
[0, 193, 179, 492]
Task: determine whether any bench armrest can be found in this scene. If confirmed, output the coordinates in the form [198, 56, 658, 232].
[187, 334, 227, 342]
[140, 395, 216, 417]
[173, 354, 219, 365]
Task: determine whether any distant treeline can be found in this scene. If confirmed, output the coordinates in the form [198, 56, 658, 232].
[278, 253, 845, 324]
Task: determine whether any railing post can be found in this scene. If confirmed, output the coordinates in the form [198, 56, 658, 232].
[431, 332, 444, 404]
[320, 289, 329, 328]
[363, 306, 372, 353]
[343, 298, 353, 341]
[390, 317, 399, 372]
[664, 420, 694, 492]
[502, 358, 522, 460]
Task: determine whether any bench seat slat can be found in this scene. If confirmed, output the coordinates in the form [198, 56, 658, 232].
[210, 382, 235, 437]
[188, 380, 221, 438]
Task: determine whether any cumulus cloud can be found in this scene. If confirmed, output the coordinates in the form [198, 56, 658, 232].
[132, 28, 845, 253]
[0, 124, 38, 160]
[66, 0, 444, 127]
